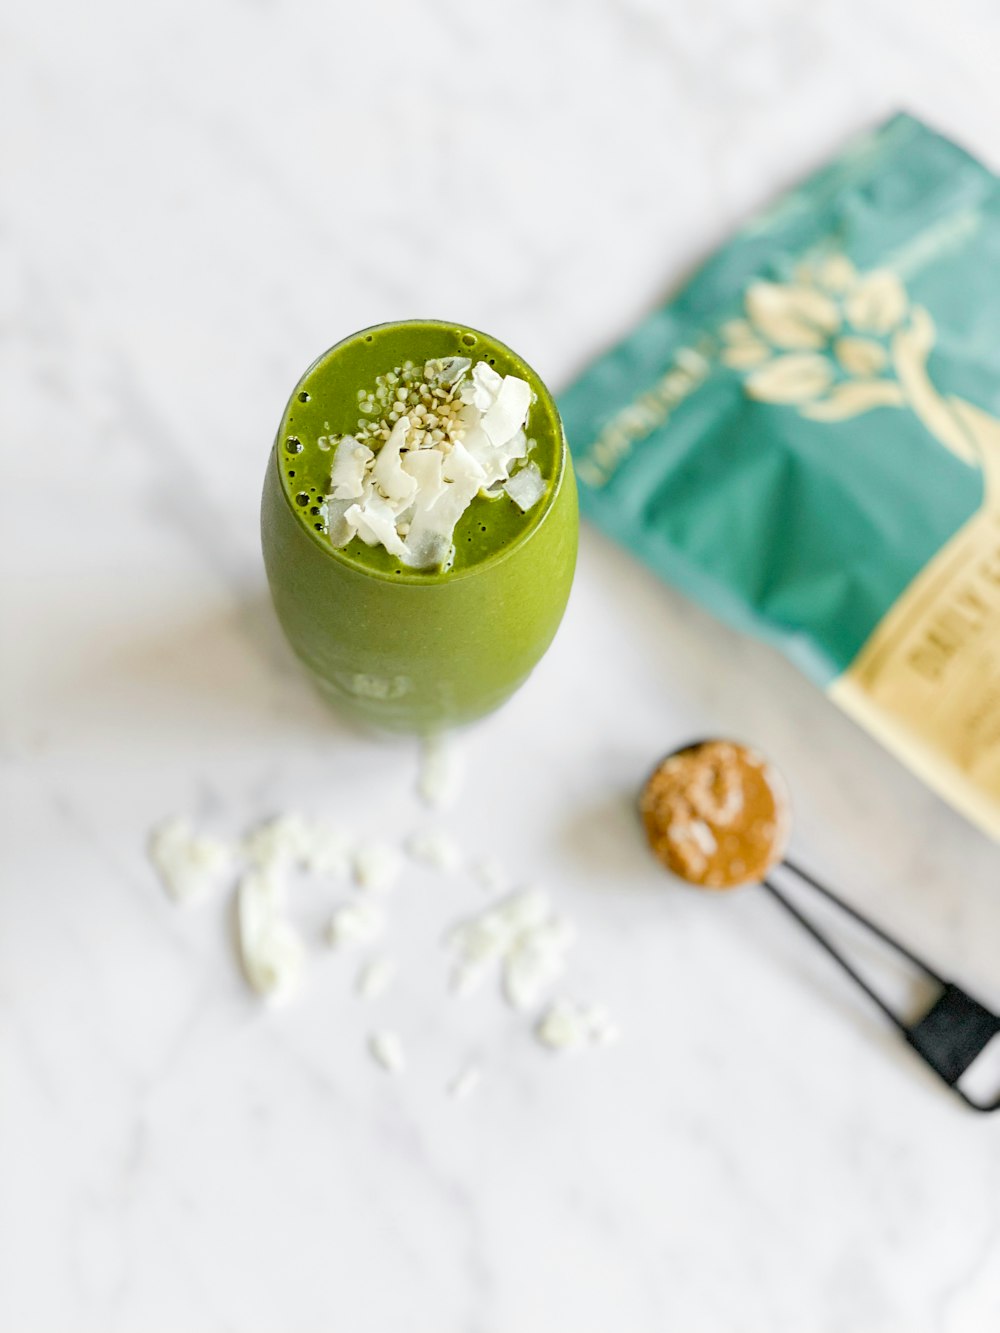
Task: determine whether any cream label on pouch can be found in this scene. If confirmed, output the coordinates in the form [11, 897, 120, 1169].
[831, 400, 1000, 838]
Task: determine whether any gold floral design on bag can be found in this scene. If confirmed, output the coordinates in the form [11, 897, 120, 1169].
[723, 254, 1000, 838]
[720, 256, 981, 466]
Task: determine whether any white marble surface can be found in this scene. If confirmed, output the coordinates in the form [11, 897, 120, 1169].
[5, 1, 1000, 1329]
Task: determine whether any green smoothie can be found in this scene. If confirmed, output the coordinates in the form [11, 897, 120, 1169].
[261, 320, 578, 732]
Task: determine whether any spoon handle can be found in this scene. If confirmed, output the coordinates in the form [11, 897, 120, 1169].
[762, 864, 1000, 1112]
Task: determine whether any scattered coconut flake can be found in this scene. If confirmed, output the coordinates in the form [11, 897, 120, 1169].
[405, 830, 462, 872]
[448, 1064, 482, 1101]
[503, 941, 566, 1012]
[446, 887, 575, 1011]
[446, 910, 513, 967]
[535, 998, 618, 1053]
[497, 887, 551, 935]
[504, 462, 546, 513]
[535, 998, 588, 1051]
[449, 959, 490, 996]
[471, 858, 506, 893]
[301, 822, 352, 878]
[586, 1003, 621, 1047]
[369, 1029, 405, 1074]
[353, 843, 402, 893]
[237, 867, 304, 1001]
[356, 955, 396, 1000]
[500, 910, 574, 1012]
[149, 817, 233, 904]
[243, 813, 312, 869]
[327, 900, 385, 949]
[418, 733, 463, 809]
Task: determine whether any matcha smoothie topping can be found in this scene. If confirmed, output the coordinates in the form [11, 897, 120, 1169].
[320, 355, 542, 571]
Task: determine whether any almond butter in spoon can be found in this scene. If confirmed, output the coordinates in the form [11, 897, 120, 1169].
[640, 740, 791, 889]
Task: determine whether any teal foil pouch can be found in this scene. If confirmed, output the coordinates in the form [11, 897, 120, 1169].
[560, 113, 1000, 840]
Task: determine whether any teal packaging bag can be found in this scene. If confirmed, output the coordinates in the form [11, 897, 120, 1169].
[559, 113, 1000, 839]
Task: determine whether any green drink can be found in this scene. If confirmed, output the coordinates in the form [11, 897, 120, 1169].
[261, 321, 578, 733]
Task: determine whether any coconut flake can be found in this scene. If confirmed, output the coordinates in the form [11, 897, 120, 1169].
[481, 375, 532, 446]
[369, 1029, 405, 1074]
[330, 437, 374, 499]
[401, 448, 483, 569]
[405, 830, 462, 872]
[356, 955, 396, 1000]
[500, 905, 574, 1012]
[464, 361, 503, 411]
[448, 1064, 482, 1101]
[402, 528, 454, 572]
[461, 423, 528, 491]
[352, 843, 402, 893]
[400, 446, 445, 494]
[301, 822, 352, 878]
[504, 462, 546, 512]
[325, 496, 358, 548]
[346, 491, 409, 559]
[471, 858, 506, 893]
[503, 941, 566, 1012]
[535, 998, 620, 1052]
[237, 867, 304, 1001]
[446, 910, 513, 966]
[449, 959, 490, 996]
[149, 817, 233, 904]
[445, 887, 574, 1011]
[327, 899, 385, 949]
[496, 887, 552, 935]
[425, 356, 471, 386]
[243, 813, 312, 869]
[418, 733, 463, 809]
[372, 417, 417, 506]
[535, 998, 589, 1051]
[585, 1003, 621, 1047]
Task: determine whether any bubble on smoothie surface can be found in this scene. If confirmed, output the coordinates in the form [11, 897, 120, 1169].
[320, 355, 545, 570]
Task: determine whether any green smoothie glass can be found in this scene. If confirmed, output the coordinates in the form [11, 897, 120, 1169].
[261, 320, 578, 733]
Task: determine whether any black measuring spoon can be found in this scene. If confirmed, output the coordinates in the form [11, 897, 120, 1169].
[641, 740, 1000, 1112]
